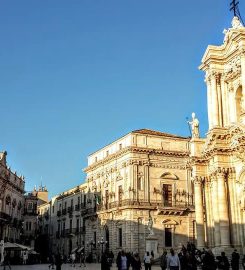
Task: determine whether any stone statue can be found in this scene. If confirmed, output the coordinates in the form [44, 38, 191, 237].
[232, 16, 243, 29]
[147, 216, 154, 236]
[188, 112, 200, 138]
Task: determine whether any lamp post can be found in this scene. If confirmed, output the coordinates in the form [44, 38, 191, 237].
[87, 238, 95, 262]
[98, 237, 107, 254]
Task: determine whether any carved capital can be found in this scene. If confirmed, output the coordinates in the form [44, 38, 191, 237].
[193, 176, 204, 185]
[216, 167, 227, 179]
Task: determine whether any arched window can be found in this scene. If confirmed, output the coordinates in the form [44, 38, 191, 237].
[235, 86, 242, 122]
[12, 199, 17, 209]
[5, 195, 11, 205]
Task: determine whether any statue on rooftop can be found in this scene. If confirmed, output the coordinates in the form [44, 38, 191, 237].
[188, 112, 200, 138]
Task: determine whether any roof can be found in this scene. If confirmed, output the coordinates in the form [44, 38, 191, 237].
[132, 129, 188, 139]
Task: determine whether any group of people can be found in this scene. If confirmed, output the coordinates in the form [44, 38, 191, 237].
[159, 243, 245, 270]
[101, 242, 245, 270]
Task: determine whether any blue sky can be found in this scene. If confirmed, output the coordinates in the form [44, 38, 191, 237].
[0, 1, 241, 197]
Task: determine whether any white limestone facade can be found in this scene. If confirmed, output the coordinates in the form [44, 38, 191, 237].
[84, 130, 195, 258]
[192, 16, 245, 254]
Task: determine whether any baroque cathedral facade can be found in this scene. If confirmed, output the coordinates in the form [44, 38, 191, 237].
[36, 16, 245, 259]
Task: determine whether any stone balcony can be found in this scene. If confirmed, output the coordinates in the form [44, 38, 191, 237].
[96, 199, 194, 214]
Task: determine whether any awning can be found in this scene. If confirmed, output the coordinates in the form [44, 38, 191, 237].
[77, 247, 84, 253]
[71, 247, 78, 254]
[4, 242, 18, 249]
[14, 243, 32, 251]
[4, 242, 31, 251]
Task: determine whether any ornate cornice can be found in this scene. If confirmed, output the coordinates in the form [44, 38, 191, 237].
[85, 146, 190, 173]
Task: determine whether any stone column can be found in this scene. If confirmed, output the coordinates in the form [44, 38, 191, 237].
[193, 177, 205, 248]
[210, 71, 220, 126]
[227, 169, 239, 246]
[217, 169, 230, 247]
[211, 175, 221, 247]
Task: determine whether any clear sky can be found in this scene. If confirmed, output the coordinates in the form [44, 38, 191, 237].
[0, 0, 242, 198]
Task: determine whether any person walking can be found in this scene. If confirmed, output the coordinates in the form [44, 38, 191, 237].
[2, 251, 11, 270]
[217, 252, 229, 270]
[116, 250, 128, 270]
[242, 254, 245, 270]
[202, 250, 216, 270]
[167, 248, 180, 270]
[22, 250, 28, 265]
[79, 252, 86, 268]
[101, 250, 111, 270]
[55, 252, 63, 270]
[48, 253, 55, 269]
[71, 253, 76, 267]
[231, 249, 240, 270]
[131, 253, 142, 270]
[160, 250, 167, 270]
[143, 251, 152, 270]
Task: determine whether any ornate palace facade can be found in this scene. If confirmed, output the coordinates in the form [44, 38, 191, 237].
[0, 151, 25, 243]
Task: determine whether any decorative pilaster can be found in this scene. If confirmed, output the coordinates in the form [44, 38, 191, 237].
[193, 176, 205, 248]
[217, 168, 230, 247]
[210, 175, 221, 247]
[144, 163, 150, 202]
[204, 179, 214, 247]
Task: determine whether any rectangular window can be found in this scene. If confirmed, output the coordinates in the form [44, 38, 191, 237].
[26, 222, 28, 231]
[29, 222, 32, 231]
[27, 202, 33, 210]
[119, 144, 122, 150]
[84, 195, 87, 207]
[78, 197, 80, 205]
[71, 199, 73, 206]
[118, 228, 122, 247]
[70, 219, 72, 232]
[165, 228, 172, 247]
[162, 184, 172, 206]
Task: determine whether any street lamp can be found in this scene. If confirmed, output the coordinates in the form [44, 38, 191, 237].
[87, 238, 95, 262]
[98, 237, 107, 254]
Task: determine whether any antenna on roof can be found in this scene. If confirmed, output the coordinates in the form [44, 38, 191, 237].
[230, 0, 244, 25]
